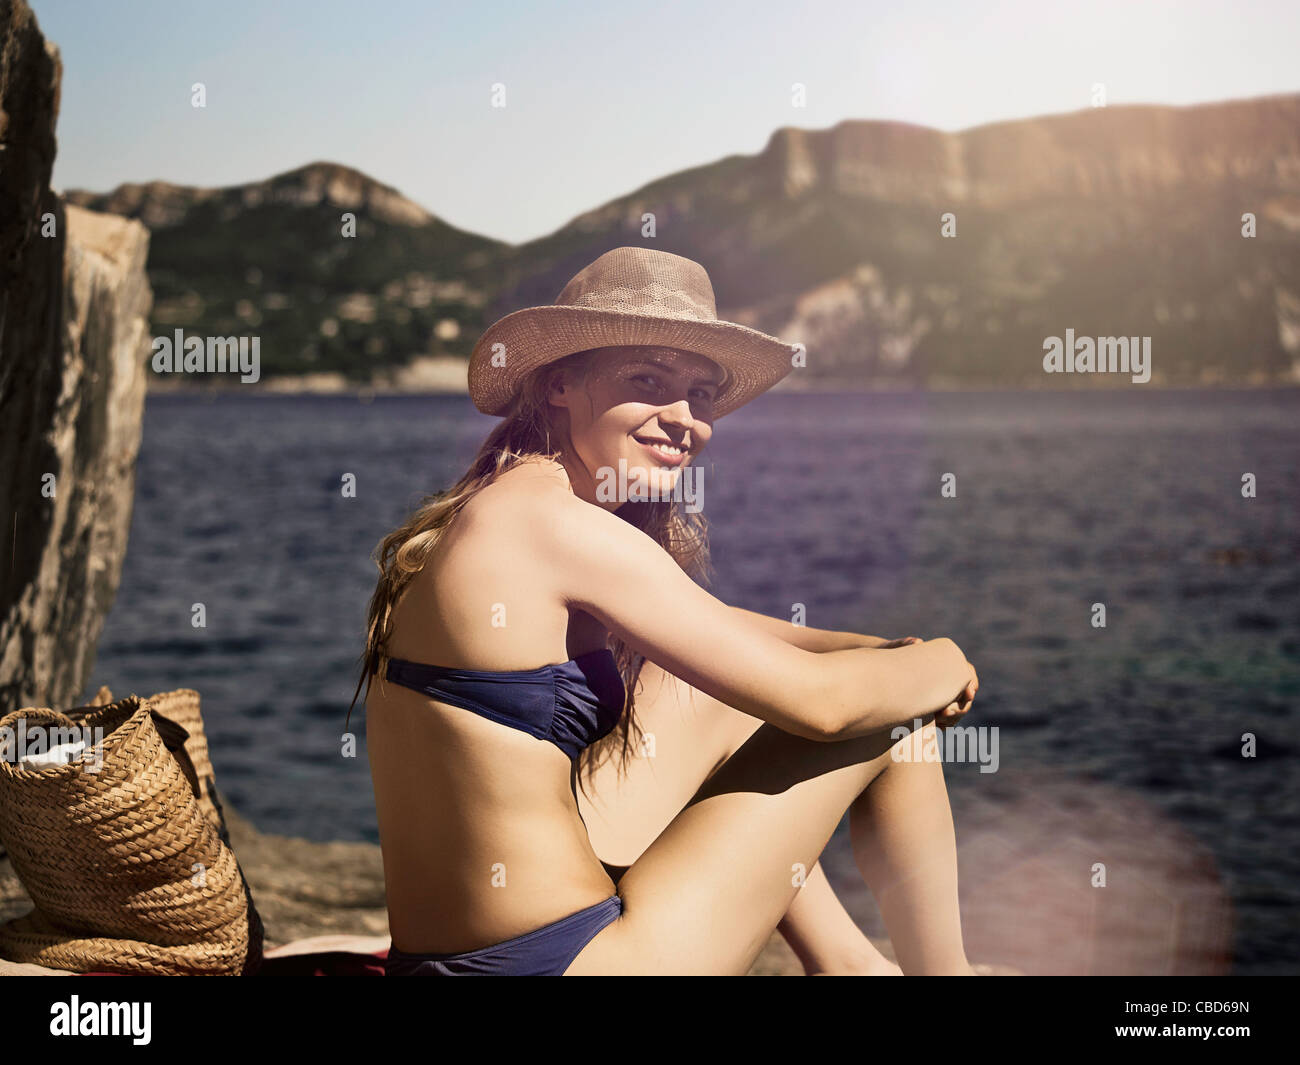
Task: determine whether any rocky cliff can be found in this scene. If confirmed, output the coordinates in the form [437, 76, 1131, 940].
[0, 0, 152, 711]
[761, 95, 1300, 206]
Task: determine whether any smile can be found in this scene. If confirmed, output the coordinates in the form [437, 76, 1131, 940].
[633, 436, 688, 466]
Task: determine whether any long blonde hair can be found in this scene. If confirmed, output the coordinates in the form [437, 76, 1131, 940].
[346, 346, 716, 791]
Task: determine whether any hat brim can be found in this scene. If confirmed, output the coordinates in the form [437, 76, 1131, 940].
[468, 304, 797, 418]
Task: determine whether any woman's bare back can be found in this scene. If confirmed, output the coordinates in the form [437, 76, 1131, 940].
[366, 459, 618, 953]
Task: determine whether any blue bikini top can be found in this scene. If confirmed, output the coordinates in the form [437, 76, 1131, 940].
[383, 648, 626, 759]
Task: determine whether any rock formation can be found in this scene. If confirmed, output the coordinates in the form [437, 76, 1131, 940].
[760, 95, 1300, 207]
[0, 0, 152, 712]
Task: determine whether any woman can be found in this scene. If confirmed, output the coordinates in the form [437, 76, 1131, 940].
[351, 247, 979, 975]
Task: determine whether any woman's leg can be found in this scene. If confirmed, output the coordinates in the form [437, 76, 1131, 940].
[578, 662, 900, 974]
[777, 861, 901, 976]
[577, 660, 739, 868]
[849, 718, 970, 976]
[567, 703, 976, 975]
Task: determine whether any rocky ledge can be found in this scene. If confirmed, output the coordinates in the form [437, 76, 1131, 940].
[2, 790, 1025, 975]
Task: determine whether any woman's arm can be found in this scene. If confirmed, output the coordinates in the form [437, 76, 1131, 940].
[729, 606, 890, 653]
[534, 494, 970, 740]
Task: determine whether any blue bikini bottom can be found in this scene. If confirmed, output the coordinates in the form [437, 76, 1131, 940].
[384, 895, 622, 976]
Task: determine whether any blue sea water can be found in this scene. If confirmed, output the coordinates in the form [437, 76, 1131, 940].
[86, 388, 1299, 975]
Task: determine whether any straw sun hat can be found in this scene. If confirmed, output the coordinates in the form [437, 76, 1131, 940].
[467, 246, 799, 419]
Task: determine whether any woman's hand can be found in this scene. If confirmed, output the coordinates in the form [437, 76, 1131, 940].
[880, 636, 978, 728]
[873, 635, 922, 649]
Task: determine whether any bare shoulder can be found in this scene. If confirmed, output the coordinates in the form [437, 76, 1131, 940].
[455, 458, 576, 534]
[391, 459, 581, 666]
[452, 460, 667, 604]
[510, 467, 649, 555]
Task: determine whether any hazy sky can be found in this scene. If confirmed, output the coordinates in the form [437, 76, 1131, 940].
[34, 0, 1299, 245]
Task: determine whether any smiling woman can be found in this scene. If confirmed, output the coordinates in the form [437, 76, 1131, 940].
[349, 247, 979, 975]
[556, 346, 715, 510]
[557, 345, 717, 465]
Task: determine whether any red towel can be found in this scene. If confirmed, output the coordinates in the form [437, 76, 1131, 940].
[82, 950, 390, 976]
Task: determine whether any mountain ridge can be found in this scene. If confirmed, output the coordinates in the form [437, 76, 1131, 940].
[63, 92, 1300, 389]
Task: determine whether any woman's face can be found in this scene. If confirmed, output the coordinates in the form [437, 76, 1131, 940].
[547, 345, 723, 509]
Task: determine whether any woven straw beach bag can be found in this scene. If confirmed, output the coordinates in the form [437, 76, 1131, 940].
[65, 687, 229, 843]
[0, 694, 263, 975]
